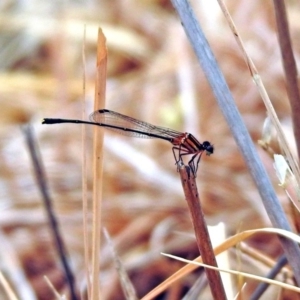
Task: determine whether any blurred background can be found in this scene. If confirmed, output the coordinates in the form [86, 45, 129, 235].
[0, 0, 299, 299]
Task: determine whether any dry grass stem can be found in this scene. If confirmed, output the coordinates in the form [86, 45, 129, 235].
[179, 165, 226, 299]
[81, 25, 92, 299]
[91, 29, 107, 299]
[217, 1, 300, 201]
[103, 229, 138, 300]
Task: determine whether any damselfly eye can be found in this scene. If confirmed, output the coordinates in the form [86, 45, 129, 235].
[202, 141, 214, 155]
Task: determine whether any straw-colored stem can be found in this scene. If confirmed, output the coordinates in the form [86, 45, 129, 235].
[91, 29, 107, 299]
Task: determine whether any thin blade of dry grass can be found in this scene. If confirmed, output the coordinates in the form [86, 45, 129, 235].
[161, 253, 300, 294]
[216, 0, 300, 209]
[43, 276, 64, 300]
[0, 271, 19, 300]
[103, 228, 138, 300]
[142, 228, 300, 299]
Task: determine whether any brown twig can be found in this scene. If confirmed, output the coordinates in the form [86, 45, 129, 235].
[179, 166, 226, 300]
[273, 0, 300, 159]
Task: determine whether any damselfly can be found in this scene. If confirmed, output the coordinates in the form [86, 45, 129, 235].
[42, 109, 213, 176]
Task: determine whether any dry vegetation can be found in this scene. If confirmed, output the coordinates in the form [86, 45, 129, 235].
[1, 0, 300, 299]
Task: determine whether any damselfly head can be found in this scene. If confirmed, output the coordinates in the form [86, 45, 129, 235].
[202, 141, 214, 156]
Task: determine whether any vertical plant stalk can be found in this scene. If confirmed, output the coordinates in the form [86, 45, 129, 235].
[91, 29, 107, 300]
[81, 25, 92, 299]
[171, 0, 300, 285]
[273, 0, 300, 159]
[179, 166, 226, 300]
